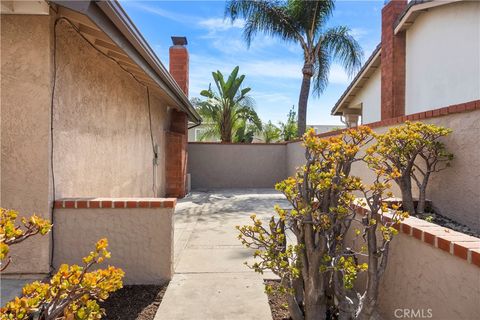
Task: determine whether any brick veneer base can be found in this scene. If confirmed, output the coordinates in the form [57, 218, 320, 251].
[352, 203, 480, 268]
[54, 198, 177, 209]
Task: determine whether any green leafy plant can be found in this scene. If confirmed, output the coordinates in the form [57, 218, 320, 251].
[279, 107, 298, 142]
[262, 121, 281, 143]
[1, 208, 52, 271]
[195, 66, 261, 143]
[368, 121, 453, 214]
[237, 127, 408, 320]
[1, 238, 124, 320]
[227, 0, 363, 136]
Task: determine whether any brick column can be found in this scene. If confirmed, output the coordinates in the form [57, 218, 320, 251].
[166, 37, 189, 198]
[381, 0, 407, 120]
[166, 110, 188, 198]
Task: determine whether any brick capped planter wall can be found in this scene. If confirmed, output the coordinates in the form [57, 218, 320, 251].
[350, 203, 480, 319]
[286, 101, 480, 231]
[53, 198, 175, 284]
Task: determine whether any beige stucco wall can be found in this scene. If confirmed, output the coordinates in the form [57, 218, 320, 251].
[53, 20, 170, 199]
[286, 109, 480, 231]
[350, 67, 381, 124]
[188, 143, 287, 189]
[346, 219, 480, 320]
[53, 206, 174, 284]
[1, 14, 53, 274]
[378, 232, 480, 319]
[422, 110, 480, 230]
[405, 1, 480, 113]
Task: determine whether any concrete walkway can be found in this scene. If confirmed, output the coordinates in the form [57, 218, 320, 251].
[155, 189, 288, 320]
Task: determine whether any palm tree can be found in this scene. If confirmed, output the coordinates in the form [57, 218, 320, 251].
[226, 0, 363, 136]
[196, 66, 262, 142]
[262, 120, 281, 143]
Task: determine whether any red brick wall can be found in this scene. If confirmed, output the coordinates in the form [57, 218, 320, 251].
[169, 45, 189, 96]
[166, 131, 187, 198]
[381, 0, 407, 120]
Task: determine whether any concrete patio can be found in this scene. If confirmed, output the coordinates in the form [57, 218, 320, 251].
[155, 189, 288, 320]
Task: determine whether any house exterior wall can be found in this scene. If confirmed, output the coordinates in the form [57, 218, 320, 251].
[350, 67, 382, 124]
[405, 1, 480, 114]
[53, 20, 170, 199]
[188, 143, 287, 189]
[0, 14, 53, 275]
[0, 15, 175, 276]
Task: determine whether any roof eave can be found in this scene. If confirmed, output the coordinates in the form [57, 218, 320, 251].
[52, 0, 201, 124]
[330, 45, 382, 116]
[394, 0, 463, 34]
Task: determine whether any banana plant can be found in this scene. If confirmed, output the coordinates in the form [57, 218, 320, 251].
[196, 66, 262, 143]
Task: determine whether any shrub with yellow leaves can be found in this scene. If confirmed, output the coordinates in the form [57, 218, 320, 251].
[1, 208, 52, 271]
[368, 121, 453, 215]
[1, 238, 124, 320]
[237, 127, 408, 320]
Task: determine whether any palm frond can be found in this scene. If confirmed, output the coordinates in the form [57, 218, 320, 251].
[312, 46, 331, 95]
[226, 0, 307, 49]
[321, 26, 363, 76]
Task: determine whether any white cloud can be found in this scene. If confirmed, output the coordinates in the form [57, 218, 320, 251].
[350, 27, 368, 40]
[123, 2, 196, 23]
[198, 18, 245, 31]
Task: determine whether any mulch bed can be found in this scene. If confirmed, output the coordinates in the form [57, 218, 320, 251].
[265, 280, 291, 320]
[101, 284, 168, 320]
[417, 213, 479, 238]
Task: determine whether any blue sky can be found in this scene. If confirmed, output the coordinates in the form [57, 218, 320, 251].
[121, 0, 384, 125]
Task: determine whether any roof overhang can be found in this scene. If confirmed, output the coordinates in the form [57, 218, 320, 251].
[51, 0, 201, 124]
[0, 0, 50, 15]
[394, 0, 463, 34]
[331, 45, 381, 116]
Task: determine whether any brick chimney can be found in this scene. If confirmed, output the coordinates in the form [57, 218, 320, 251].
[166, 36, 189, 198]
[381, 0, 407, 120]
[169, 36, 189, 96]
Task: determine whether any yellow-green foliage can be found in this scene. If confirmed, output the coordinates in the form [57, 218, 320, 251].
[237, 127, 410, 319]
[367, 121, 453, 214]
[1, 238, 124, 320]
[1, 208, 52, 271]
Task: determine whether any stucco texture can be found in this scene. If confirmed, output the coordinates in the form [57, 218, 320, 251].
[345, 218, 480, 320]
[53, 20, 170, 199]
[53, 207, 174, 284]
[188, 143, 287, 189]
[378, 233, 480, 319]
[1, 14, 53, 274]
[285, 110, 480, 231]
[405, 1, 480, 114]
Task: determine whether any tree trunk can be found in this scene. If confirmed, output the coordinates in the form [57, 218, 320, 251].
[416, 172, 430, 214]
[304, 277, 326, 320]
[357, 224, 379, 320]
[297, 63, 313, 137]
[398, 177, 416, 215]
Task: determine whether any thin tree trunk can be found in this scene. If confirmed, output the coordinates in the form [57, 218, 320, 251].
[297, 63, 313, 137]
[303, 224, 327, 320]
[357, 224, 379, 320]
[398, 177, 416, 215]
[416, 172, 430, 214]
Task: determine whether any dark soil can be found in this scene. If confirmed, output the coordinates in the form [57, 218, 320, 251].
[417, 213, 479, 238]
[265, 280, 291, 320]
[101, 284, 168, 320]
